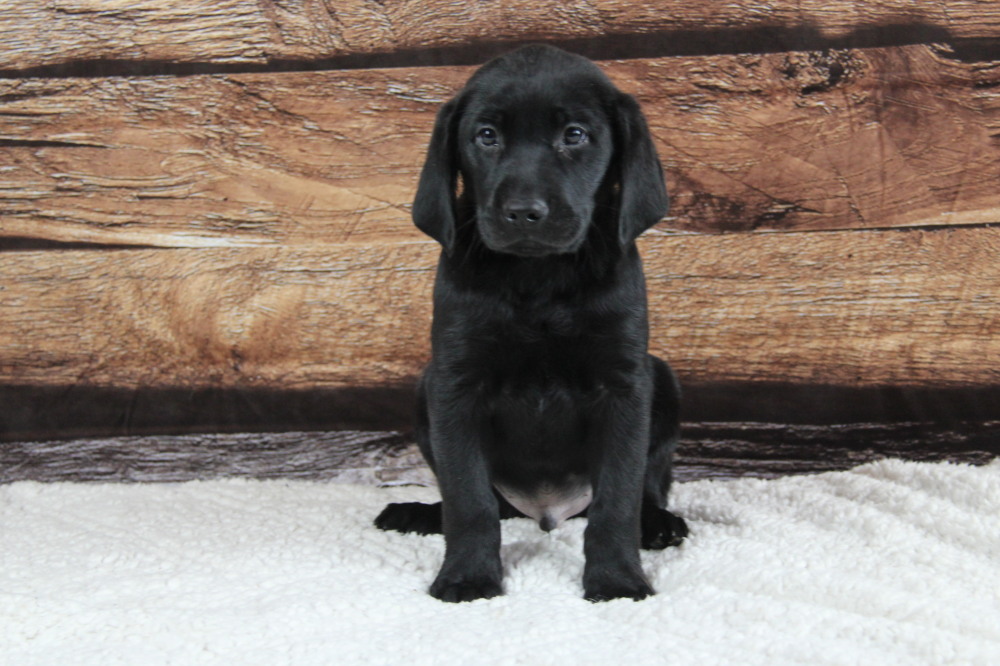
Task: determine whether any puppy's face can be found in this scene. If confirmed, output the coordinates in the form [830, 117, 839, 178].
[412, 46, 668, 257]
[456, 64, 616, 257]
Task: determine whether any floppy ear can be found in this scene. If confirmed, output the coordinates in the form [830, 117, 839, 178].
[412, 98, 461, 253]
[614, 94, 669, 246]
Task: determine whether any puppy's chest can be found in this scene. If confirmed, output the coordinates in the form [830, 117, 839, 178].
[472, 332, 615, 406]
[466, 303, 625, 376]
[453, 300, 637, 412]
[469, 325, 623, 419]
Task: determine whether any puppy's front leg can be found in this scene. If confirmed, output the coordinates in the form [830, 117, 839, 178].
[583, 388, 654, 602]
[426, 391, 503, 602]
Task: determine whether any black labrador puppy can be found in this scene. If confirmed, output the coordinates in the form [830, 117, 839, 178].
[375, 45, 687, 602]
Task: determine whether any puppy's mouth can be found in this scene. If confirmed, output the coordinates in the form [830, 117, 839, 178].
[498, 241, 564, 257]
[480, 217, 588, 257]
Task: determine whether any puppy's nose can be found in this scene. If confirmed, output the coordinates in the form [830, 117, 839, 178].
[502, 199, 549, 224]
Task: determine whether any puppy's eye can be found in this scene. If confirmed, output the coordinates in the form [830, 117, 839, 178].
[563, 126, 588, 146]
[476, 127, 499, 147]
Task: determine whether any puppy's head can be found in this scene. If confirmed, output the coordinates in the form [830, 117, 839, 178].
[413, 45, 668, 257]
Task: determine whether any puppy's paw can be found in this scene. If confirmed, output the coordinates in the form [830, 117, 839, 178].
[583, 567, 654, 602]
[641, 507, 688, 550]
[374, 502, 443, 535]
[429, 573, 503, 603]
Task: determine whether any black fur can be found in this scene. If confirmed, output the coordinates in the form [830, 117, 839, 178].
[375, 45, 686, 602]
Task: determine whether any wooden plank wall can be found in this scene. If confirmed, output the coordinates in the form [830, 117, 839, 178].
[2, 1, 1000, 439]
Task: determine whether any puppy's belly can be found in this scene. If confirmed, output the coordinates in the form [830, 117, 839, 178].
[493, 476, 592, 532]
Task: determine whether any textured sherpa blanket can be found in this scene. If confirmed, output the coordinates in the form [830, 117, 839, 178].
[2, 459, 998, 665]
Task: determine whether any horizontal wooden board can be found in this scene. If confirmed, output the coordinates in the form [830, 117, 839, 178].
[0, 430, 435, 485]
[1, 67, 457, 247]
[643, 227, 1000, 387]
[2, 422, 996, 483]
[2, 227, 998, 396]
[5, 381, 998, 441]
[2, 44, 999, 248]
[0, 241, 436, 389]
[2, 1, 999, 72]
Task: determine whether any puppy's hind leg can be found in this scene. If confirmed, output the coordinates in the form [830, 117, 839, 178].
[640, 501, 688, 549]
[641, 355, 688, 550]
[375, 493, 527, 535]
[375, 501, 443, 535]
[374, 372, 443, 535]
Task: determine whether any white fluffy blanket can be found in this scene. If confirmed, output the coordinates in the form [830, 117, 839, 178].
[3, 459, 998, 665]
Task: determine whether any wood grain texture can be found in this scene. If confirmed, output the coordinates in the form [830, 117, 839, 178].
[675, 421, 1000, 480]
[643, 227, 1000, 387]
[1, 422, 995, 484]
[2, 227, 998, 392]
[0, 430, 436, 485]
[2, 1, 999, 72]
[0, 67, 459, 248]
[3, 44, 999, 247]
[0, 241, 436, 389]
